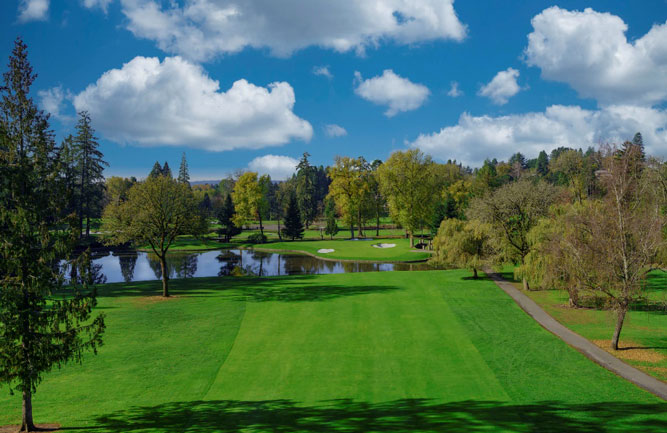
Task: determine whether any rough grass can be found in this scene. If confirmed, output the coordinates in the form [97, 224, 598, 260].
[503, 268, 667, 382]
[0, 271, 665, 432]
[254, 238, 431, 262]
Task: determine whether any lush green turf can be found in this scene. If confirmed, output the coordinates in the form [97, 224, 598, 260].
[254, 238, 431, 262]
[516, 271, 667, 382]
[0, 271, 664, 432]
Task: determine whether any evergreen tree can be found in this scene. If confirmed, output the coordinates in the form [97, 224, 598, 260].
[199, 192, 212, 217]
[296, 152, 316, 228]
[535, 150, 549, 177]
[178, 152, 190, 186]
[162, 161, 172, 178]
[216, 194, 241, 242]
[282, 193, 304, 240]
[149, 161, 163, 178]
[74, 110, 108, 238]
[324, 197, 339, 239]
[0, 37, 105, 432]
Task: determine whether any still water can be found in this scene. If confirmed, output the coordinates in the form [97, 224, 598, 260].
[82, 249, 430, 284]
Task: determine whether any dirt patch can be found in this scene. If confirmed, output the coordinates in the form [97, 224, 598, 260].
[132, 295, 181, 306]
[592, 339, 666, 363]
[0, 424, 60, 432]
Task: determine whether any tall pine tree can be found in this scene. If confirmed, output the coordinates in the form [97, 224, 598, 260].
[0, 37, 105, 432]
[178, 152, 190, 186]
[282, 192, 304, 240]
[74, 111, 107, 238]
[296, 152, 316, 228]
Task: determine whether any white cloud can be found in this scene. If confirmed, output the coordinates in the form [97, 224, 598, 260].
[18, 0, 49, 22]
[478, 67, 521, 105]
[38, 86, 73, 121]
[525, 6, 667, 106]
[410, 105, 667, 167]
[447, 81, 462, 97]
[324, 124, 347, 137]
[313, 65, 333, 79]
[248, 154, 299, 180]
[72, 56, 313, 151]
[82, 0, 113, 13]
[354, 69, 430, 117]
[117, 0, 466, 61]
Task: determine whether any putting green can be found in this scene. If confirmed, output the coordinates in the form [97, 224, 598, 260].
[0, 271, 664, 432]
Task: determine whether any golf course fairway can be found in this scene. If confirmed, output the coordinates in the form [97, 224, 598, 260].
[0, 270, 664, 432]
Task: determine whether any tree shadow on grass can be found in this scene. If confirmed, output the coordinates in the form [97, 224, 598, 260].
[95, 276, 401, 303]
[73, 398, 667, 433]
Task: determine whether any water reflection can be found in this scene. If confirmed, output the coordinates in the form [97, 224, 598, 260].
[69, 249, 430, 283]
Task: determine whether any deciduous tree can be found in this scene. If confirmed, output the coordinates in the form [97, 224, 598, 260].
[432, 218, 495, 279]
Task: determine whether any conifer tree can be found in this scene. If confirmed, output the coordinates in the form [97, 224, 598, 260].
[74, 110, 107, 238]
[162, 161, 172, 177]
[178, 152, 190, 186]
[296, 152, 316, 228]
[535, 150, 549, 177]
[324, 197, 339, 239]
[217, 194, 242, 242]
[0, 37, 105, 432]
[282, 193, 304, 240]
[149, 161, 163, 178]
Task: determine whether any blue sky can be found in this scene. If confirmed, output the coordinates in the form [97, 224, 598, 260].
[2, 0, 666, 180]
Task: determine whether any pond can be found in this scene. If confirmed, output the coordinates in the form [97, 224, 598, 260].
[77, 249, 431, 284]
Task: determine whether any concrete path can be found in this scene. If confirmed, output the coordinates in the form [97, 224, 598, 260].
[486, 271, 667, 400]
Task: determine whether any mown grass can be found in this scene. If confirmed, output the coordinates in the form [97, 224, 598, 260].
[0, 271, 664, 432]
[500, 268, 667, 382]
[254, 238, 431, 262]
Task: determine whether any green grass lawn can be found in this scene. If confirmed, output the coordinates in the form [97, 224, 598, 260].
[0, 271, 664, 432]
[513, 271, 667, 383]
[254, 238, 431, 262]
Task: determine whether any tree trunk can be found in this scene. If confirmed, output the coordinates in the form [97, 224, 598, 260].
[160, 256, 169, 297]
[350, 224, 354, 239]
[258, 212, 264, 237]
[410, 233, 414, 248]
[277, 218, 282, 241]
[472, 268, 478, 279]
[568, 288, 580, 308]
[357, 208, 363, 238]
[86, 214, 91, 238]
[522, 277, 530, 291]
[611, 305, 628, 350]
[376, 211, 380, 237]
[20, 390, 35, 432]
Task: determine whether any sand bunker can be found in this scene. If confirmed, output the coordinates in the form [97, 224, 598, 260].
[372, 243, 396, 249]
[317, 249, 335, 254]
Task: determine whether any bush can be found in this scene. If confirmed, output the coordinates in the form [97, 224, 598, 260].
[247, 233, 267, 244]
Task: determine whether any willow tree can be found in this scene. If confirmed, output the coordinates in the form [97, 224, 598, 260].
[468, 179, 558, 290]
[0, 37, 105, 432]
[377, 149, 439, 247]
[432, 218, 495, 279]
[102, 175, 206, 297]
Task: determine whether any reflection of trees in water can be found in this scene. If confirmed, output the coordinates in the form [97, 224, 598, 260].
[117, 251, 138, 282]
[147, 252, 199, 279]
[217, 250, 242, 276]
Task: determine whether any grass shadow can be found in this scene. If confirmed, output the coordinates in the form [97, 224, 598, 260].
[75, 398, 667, 433]
[94, 275, 401, 303]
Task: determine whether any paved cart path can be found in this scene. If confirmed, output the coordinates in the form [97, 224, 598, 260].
[487, 271, 667, 400]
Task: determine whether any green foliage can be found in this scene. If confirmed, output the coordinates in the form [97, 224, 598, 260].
[296, 152, 317, 227]
[177, 152, 190, 186]
[327, 156, 372, 238]
[102, 175, 206, 296]
[0, 37, 105, 430]
[324, 197, 339, 239]
[377, 149, 439, 246]
[217, 194, 241, 242]
[247, 233, 268, 244]
[282, 193, 304, 240]
[232, 172, 262, 229]
[432, 218, 495, 278]
[536, 150, 549, 177]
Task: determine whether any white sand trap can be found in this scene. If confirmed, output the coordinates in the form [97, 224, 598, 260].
[318, 249, 335, 254]
[372, 243, 396, 249]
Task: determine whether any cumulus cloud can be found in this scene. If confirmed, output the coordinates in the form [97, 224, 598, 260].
[354, 70, 430, 117]
[313, 65, 333, 79]
[117, 0, 466, 61]
[38, 86, 72, 121]
[525, 6, 667, 106]
[248, 154, 299, 180]
[18, 0, 49, 22]
[478, 68, 521, 105]
[447, 81, 462, 97]
[324, 124, 347, 137]
[72, 56, 313, 151]
[82, 0, 113, 13]
[410, 105, 667, 167]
